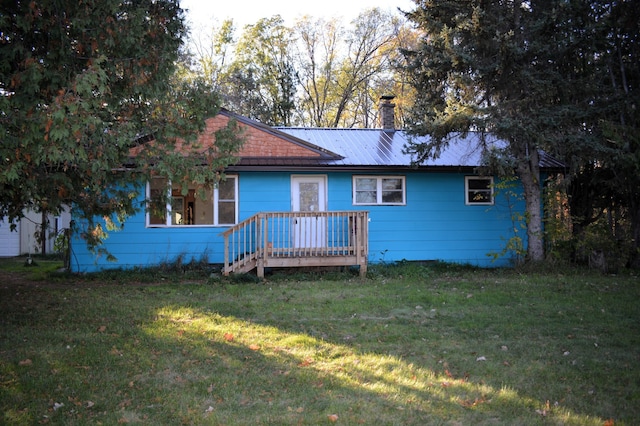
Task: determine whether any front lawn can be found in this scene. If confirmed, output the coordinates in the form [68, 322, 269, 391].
[1, 260, 638, 425]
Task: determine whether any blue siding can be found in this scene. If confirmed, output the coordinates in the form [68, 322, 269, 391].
[70, 171, 526, 272]
[327, 172, 525, 267]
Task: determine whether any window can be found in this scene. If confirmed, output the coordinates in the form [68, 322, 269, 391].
[353, 176, 405, 205]
[147, 176, 238, 226]
[215, 178, 237, 225]
[465, 176, 494, 205]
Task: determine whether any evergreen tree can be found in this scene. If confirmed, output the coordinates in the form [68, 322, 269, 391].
[402, 0, 603, 262]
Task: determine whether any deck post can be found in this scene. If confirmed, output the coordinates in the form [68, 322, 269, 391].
[223, 234, 230, 276]
[257, 214, 265, 278]
[356, 212, 367, 278]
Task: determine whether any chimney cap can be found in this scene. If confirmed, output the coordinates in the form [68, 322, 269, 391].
[380, 95, 396, 101]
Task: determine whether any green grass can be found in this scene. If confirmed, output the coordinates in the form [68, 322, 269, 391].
[1, 260, 639, 425]
[0, 255, 66, 281]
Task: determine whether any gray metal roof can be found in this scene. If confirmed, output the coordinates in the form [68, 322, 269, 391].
[275, 127, 567, 169]
[275, 127, 478, 167]
[220, 109, 564, 170]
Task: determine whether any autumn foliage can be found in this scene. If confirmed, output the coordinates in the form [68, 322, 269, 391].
[0, 0, 242, 255]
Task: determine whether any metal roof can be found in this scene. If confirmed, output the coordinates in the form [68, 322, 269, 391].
[273, 127, 564, 170]
[275, 127, 490, 167]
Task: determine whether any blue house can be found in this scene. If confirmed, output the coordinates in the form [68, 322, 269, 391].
[70, 99, 562, 275]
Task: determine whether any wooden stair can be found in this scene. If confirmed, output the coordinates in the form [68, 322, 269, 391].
[222, 211, 369, 278]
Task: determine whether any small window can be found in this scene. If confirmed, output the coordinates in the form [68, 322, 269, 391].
[465, 176, 494, 205]
[353, 176, 405, 205]
[147, 176, 238, 226]
[215, 178, 237, 225]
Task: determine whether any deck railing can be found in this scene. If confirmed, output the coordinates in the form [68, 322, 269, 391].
[222, 211, 369, 277]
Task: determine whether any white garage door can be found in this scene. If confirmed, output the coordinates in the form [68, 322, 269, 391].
[0, 218, 20, 257]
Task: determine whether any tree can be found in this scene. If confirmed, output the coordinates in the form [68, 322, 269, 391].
[595, 0, 640, 267]
[294, 16, 343, 127]
[294, 9, 405, 128]
[182, 9, 416, 129]
[402, 0, 603, 262]
[0, 0, 243, 258]
[187, 18, 237, 91]
[565, 0, 640, 268]
[222, 16, 297, 126]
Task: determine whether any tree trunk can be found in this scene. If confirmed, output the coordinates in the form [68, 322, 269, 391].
[516, 149, 545, 262]
[630, 197, 640, 269]
[40, 210, 48, 256]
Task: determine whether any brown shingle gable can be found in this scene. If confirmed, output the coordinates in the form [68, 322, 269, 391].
[211, 112, 325, 158]
[130, 110, 342, 160]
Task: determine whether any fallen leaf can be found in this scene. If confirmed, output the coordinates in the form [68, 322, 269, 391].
[604, 419, 615, 426]
[327, 414, 339, 422]
[460, 397, 486, 407]
[299, 358, 314, 367]
[86, 401, 95, 408]
[476, 356, 487, 361]
[19, 359, 32, 366]
[97, 325, 107, 333]
[248, 344, 261, 351]
[224, 333, 234, 342]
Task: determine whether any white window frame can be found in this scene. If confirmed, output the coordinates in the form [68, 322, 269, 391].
[353, 175, 406, 206]
[465, 176, 494, 205]
[146, 175, 238, 227]
[213, 176, 239, 226]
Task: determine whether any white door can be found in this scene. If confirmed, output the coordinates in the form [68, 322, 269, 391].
[0, 218, 20, 257]
[291, 175, 327, 249]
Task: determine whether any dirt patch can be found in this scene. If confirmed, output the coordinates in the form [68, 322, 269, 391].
[1, 271, 32, 287]
[0, 270, 206, 290]
[0, 270, 80, 290]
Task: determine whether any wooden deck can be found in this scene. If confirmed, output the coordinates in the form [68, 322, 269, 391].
[222, 211, 369, 278]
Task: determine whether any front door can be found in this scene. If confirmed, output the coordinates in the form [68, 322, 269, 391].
[291, 175, 327, 248]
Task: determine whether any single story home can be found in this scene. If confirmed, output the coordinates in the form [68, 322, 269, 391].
[70, 98, 563, 275]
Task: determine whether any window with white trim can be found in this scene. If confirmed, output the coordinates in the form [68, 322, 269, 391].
[353, 176, 405, 205]
[465, 176, 494, 205]
[147, 176, 238, 226]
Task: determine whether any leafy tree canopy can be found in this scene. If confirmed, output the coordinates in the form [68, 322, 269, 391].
[185, 8, 416, 128]
[0, 0, 243, 254]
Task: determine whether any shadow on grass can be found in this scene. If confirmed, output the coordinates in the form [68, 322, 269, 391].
[134, 304, 595, 425]
[2, 262, 636, 424]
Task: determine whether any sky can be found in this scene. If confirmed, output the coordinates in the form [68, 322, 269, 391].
[181, 0, 415, 33]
